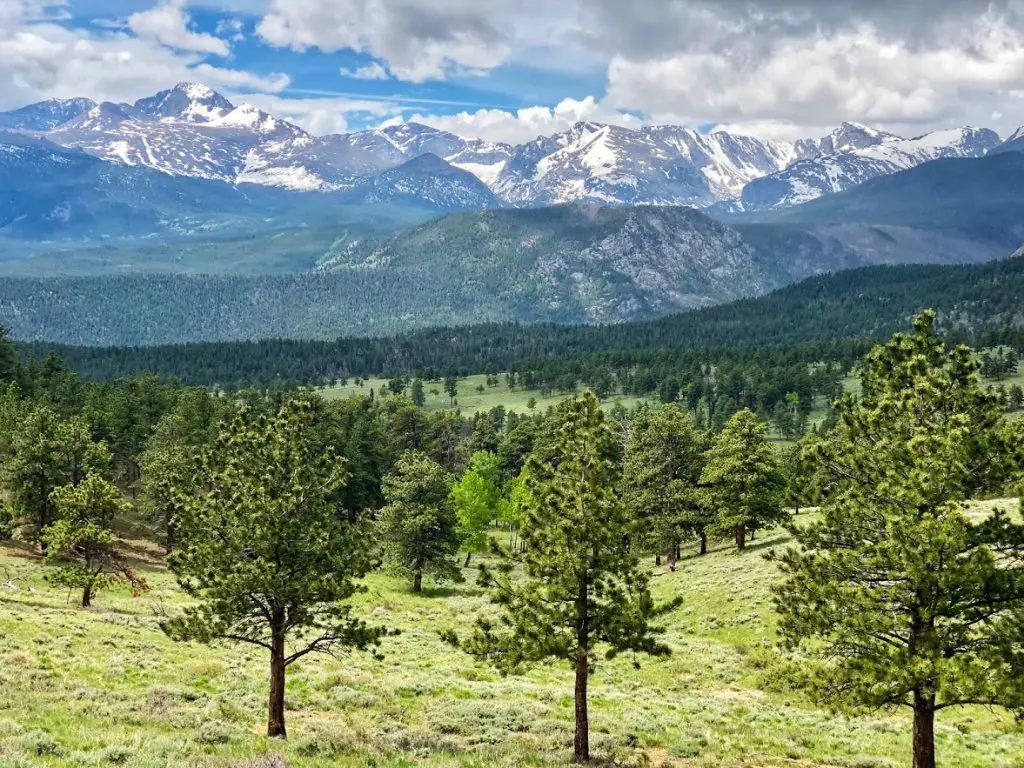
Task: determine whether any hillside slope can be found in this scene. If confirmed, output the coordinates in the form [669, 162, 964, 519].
[20, 252, 1024, 385]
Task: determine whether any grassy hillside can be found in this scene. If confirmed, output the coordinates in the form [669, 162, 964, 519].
[2, 505, 1022, 768]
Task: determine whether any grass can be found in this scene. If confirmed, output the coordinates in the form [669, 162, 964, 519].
[317, 375, 646, 417]
[2, 504, 1023, 767]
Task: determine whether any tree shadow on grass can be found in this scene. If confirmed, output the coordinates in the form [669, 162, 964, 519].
[420, 584, 486, 599]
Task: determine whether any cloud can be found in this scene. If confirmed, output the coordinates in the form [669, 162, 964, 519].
[0, 0, 287, 111]
[339, 61, 390, 80]
[256, 0, 520, 81]
[128, 0, 230, 56]
[385, 95, 644, 144]
[578, 0, 1024, 57]
[604, 13, 1024, 135]
[243, 92, 405, 135]
[192, 63, 290, 93]
[214, 18, 245, 42]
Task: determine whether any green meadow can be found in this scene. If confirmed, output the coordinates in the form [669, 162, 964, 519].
[2, 504, 1023, 768]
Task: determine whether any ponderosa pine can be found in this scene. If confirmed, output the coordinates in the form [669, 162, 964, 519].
[451, 392, 678, 763]
[162, 397, 388, 739]
[772, 312, 1024, 768]
[701, 409, 786, 551]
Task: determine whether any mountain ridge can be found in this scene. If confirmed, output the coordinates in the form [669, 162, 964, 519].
[2, 82, 1013, 212]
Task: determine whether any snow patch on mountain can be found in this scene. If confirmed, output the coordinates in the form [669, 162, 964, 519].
[0, 83, 1009, 212]
[741, 126, 1001, 210]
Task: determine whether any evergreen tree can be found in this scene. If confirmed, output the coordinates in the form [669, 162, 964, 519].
[1008, 384, 1023, 412]
[444, 376, 459, 406]
[772, 313, 1024, 768]
[451, 393, 677, 763]
[3, 405, 111, 550]
[43, 473, 146, 608]
[701, 409, 786, 551]
[623, 405, 709, 561]
[138, 400, 215, 552]
[378, 451, 462, 592]
[450, 451, 507, 567]
[162, 398, 387, 739]
[410, 379, 426, 407]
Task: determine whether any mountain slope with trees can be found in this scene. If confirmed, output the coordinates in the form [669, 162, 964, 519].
[20, 251, 1024, 386]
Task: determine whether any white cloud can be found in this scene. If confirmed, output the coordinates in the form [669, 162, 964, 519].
[0, 1, 287, 111]
[128, 0, 230, 56]
[214, 18, 245, 42]
[339, 61, 390, 80]
[256, 0, 519, 81]
[192, 63, 290, 93]
[242, 92, 404, 135]
[385, 95, 644, 144]
[603, 7, 1024, 137]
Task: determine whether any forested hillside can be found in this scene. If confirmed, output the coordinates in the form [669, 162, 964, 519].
[0, 206, 777, 342]
[28, 252, 1024, 387]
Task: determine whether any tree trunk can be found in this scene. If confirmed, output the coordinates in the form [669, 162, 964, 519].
[573, 576, 590, 764]
[464, 551, 472, 568]
[413, 570, 423, 593]
[81, 584, 92, 608]
[654, 553, 661, 567]
[267, 625, 287, 738]
[573, 648, 589, 763]
[699, 533, 707, 556]
[912, 692, 936, 768]
[735, 526, 746, 552]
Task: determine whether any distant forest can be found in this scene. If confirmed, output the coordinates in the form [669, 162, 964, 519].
[19, 255, 1024, 388]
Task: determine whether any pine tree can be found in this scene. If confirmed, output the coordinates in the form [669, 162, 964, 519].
[623, 404, 709, 562]
[43, 473, 146, 608]
[772, 313, 1024, 768]
[450, 392, 677, 763]
[444, 376, 459, 406]
[3, 405, 111, 551]
[162, 398, 388, 739]
[701, 409, 786, 551]
[410, 379, 426, 407]
[378, 451, 462, 592]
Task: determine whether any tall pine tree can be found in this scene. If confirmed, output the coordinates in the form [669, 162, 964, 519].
[378, 451, 462, 592]
[623, 404, 709, 561]
[772, 312, 1024, 768]
[450, 392, 678, 763]
[163, 398, 388, 739]
[701, 409, 786, 551]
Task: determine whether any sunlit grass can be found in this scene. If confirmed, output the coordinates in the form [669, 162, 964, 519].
[2, 506, 1022, 767]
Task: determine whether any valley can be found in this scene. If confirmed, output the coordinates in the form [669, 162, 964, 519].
[1, 68, 1024, 768]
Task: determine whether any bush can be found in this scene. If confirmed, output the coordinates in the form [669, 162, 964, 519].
[17, 730, 63, 757]
[196, 721, 235, 746]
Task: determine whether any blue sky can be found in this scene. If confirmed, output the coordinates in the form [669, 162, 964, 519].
[2, 0, 1023, 143]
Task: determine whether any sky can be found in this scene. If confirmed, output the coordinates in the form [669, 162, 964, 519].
[1, 0, 1024, 143]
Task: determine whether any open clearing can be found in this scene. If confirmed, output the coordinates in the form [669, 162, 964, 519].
[2, 503, 1022, 767]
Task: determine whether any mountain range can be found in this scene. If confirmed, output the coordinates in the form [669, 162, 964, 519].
[1, 188, 1016, 346]
[1, 82, 1023, 346]
[2, 82, 1019, 215]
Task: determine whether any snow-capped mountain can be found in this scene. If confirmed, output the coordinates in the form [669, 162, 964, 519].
[989, 126, 1024, 155]
[0, 83, 1009, 213]
[0, 98, 97, 131]
[238, 122, 514, 194]
[46, 84, 308, 184]
[740, 124, 1000, 210]
[345, 153, 502, 210]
